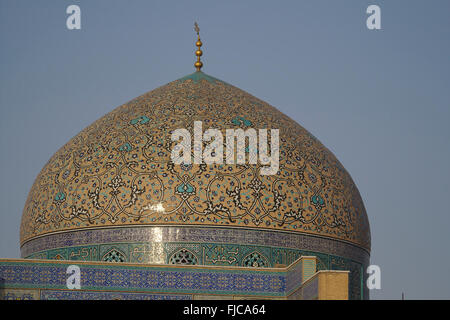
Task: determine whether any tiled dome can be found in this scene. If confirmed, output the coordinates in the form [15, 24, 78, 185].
[20, 71, 370, 253]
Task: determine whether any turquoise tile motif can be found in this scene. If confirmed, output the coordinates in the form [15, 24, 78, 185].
[40, 290, 191, 300]
[25, 240, 364, 299]
[0, 260, 288, 298]
[177, 71, 226, 85]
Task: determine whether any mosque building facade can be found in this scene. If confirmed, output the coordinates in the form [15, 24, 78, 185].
[0, 25, 370, 300]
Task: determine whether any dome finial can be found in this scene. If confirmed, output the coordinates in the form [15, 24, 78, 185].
[194, 22, 203, 71]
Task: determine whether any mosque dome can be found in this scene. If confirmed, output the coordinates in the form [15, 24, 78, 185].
[19, 26, 370, 299]
[20, 70, 370, 250]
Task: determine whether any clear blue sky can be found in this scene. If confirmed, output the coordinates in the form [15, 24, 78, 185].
[1, 0, 449, 299]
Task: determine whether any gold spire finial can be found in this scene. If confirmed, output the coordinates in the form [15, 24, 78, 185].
[194, 22, 203, 71]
